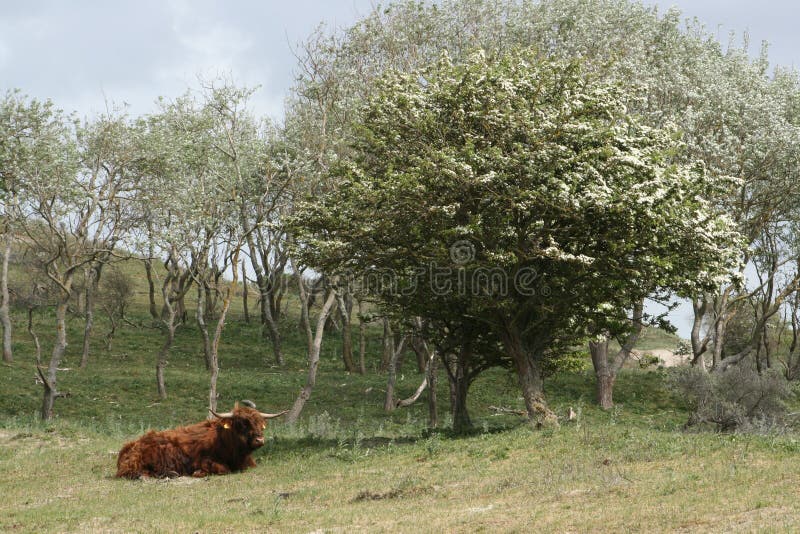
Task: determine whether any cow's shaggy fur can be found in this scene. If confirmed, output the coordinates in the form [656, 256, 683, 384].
[116, 405, 269, 478]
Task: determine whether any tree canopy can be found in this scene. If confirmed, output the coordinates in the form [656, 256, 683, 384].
[294, 48, 742, 425]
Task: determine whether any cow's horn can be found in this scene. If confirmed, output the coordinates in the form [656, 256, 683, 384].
[260, 410, 289, 419]
[240, 400, 257, 408]
[210, 409, 233, 419]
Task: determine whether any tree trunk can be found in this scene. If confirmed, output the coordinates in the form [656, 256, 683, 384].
[427, 353, 438, 428]
[451, 348, 472, 433]
[242, 264, 250, 324]
[207, 248, 239, 416]
[80, 263, 102, 368]
[590, 339, 614, 409]
[384, 335, 407, 411]
[156, 321, 175, 400]
[144, 257, 159, 320]
[41, 299, 69, 420]
[0, 234, 12, 363]
[196, 285, 213, 371]
[518, 355, 553, 427]
[414, 338, 426, 373]
[381, 318, 392, 372]
[690, 299, 709, 371]
[205, 280, 217, 321]
[297, 273, 314, 357]
[287, 287, 337, 424]
[28, 307, 41, 365]
[396, 338, 438, 429]
[104, 313, 117, 351]
[499, 321, 557, 428]
[79, 273, 95, 367]
[156, 283, 177, 400]
[262, 291, 284, 366]
[338, 294, 356, 373]
[175, 272, 189, 324]
[440, 340, 474, 433]
[209, 354, 220, 414]
[357, 300, 367, 375]
[246, 237, 284, 366]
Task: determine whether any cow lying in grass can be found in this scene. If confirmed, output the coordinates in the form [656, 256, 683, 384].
[116, 401, 286, 479]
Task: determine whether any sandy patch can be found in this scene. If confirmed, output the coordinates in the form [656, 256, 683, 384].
[630, 348, 689, 367]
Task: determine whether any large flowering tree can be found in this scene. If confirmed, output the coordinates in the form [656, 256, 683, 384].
[295, 49, 741, 426]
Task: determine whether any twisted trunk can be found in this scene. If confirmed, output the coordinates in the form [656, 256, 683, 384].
[244, 228, 284, 366]
[41, 299, 69, 420]
[498, 320, 557, 428]
[144, 257, 159, 320]
[80, 263, 103, 368]
[589, 301, 644, 409]
[157, 285, 177, 400]
[207, 248, 239, 415]
[287, 286, 337, 423]
[196, 284, 213, 371]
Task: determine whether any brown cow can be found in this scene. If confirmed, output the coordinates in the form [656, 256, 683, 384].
[116, 401, 286, 479]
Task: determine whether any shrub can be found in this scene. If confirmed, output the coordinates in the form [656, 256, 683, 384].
[668, 365, 794, 432]
[675, 340, 691, 357]
[639, 353, 662, 369]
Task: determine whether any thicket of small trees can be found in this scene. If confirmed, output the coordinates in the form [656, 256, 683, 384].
[2, 0, 800, 430]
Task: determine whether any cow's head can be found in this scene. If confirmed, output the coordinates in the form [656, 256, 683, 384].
[212, 401, 287, 450]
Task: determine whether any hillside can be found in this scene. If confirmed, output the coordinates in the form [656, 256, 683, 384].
[1, 259, 800, 531]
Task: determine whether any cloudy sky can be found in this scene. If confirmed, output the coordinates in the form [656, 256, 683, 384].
[1, 0, 796, 337]
[1, 0, 798, 121]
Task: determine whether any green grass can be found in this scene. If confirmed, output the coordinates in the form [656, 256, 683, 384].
[2, 259, 800, 531]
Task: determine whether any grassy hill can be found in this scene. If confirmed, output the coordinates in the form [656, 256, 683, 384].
[2, 258, 799, 531]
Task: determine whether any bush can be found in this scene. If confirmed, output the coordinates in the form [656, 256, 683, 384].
[639, 353, 662, 369]
[668, 365, 794, 432]
[675, 340, 691, 357]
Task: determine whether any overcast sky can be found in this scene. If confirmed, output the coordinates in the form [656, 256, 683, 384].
[2, 0, 796, 338]
[1, 0, 798, 121]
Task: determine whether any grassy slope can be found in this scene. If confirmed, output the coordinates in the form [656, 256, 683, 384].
[1, 260, 798, 532]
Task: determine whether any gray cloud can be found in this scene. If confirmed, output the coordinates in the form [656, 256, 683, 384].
[1, 1, 797, 121]
[0, 0, 374, 119]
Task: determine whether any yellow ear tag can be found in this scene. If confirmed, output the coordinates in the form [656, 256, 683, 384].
[223, 423, 231, 429]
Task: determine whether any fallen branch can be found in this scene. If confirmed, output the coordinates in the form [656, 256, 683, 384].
[396, 348, 436, 408]
[396, 377, 428, 408]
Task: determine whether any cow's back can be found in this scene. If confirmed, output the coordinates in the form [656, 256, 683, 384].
[116, 429, 195, 478]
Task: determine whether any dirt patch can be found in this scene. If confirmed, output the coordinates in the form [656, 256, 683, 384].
[352, 485, 432, 502]
[140, 476, 208, 485]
